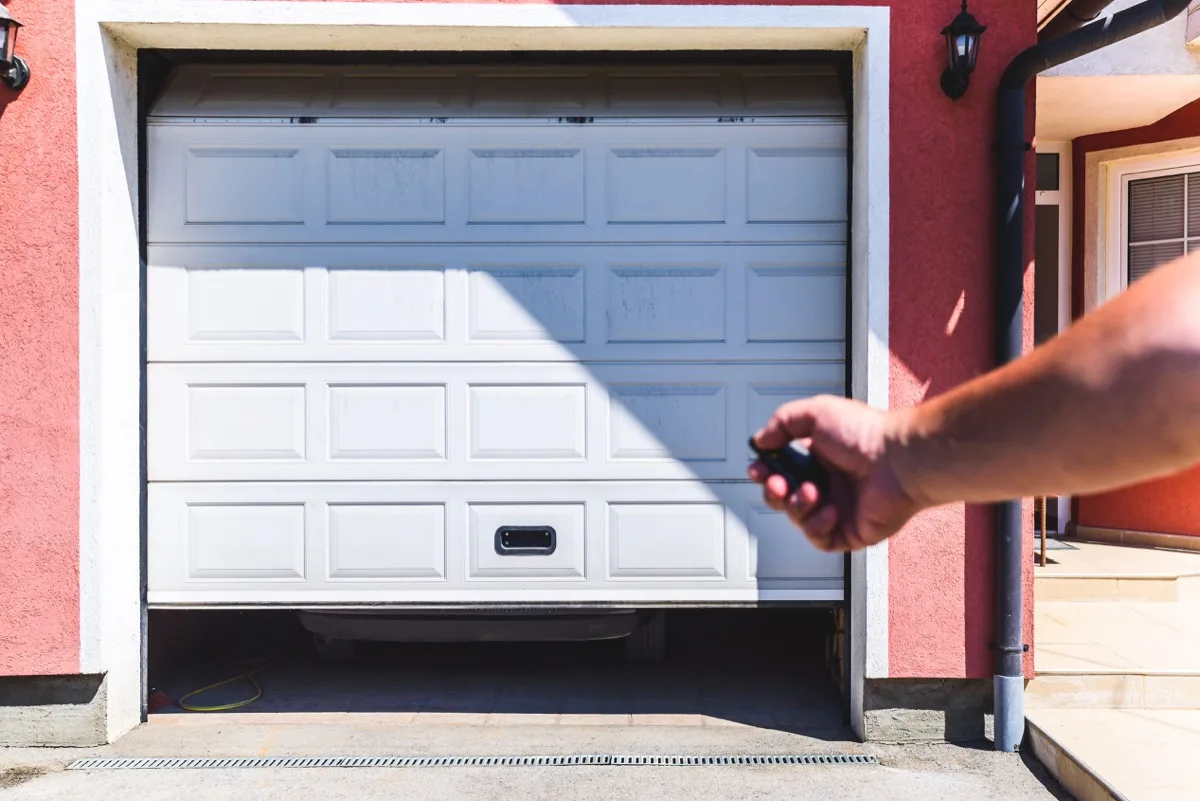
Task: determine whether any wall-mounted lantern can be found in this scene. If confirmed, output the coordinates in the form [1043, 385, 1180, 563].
[941, 1, 986, 100]
[0, 7, 30, 93]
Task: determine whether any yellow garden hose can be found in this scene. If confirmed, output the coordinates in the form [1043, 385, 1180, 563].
[177, 660, 267, 713]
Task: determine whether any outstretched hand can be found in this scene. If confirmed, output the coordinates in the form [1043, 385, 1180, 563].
[748, 396, 922, 553]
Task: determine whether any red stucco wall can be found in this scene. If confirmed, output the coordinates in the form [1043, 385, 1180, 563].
[1072, 99, 1200, 538]
[0, 0, 81, 675]
[884, 3, 1036, 680]
[0, 0, 1036, 683]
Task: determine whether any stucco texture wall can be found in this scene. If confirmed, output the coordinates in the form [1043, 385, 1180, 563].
[0, 0, 80, 675]
[1073, 99, 1200, 538]
[885, 1, 1036, 679]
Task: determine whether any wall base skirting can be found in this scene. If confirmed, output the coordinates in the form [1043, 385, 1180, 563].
[0, 675, 108, 747]
[861, 678, 995, 744]
[1070, 523, 1200, 553]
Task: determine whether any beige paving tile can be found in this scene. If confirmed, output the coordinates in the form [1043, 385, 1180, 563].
[1040, 602, 1197, 663]
[1106, 638, 1200, 673]
[1035, 610, 1096, 644]
[1041, 601, 1156, 629]
[1029, 709, 1200, 801]
[1037, 541, 1200, 578]
[1118, 578, 1178, 602]
[1037, 578, 1119, 601]
[1036, 642, 1140, 673]
[1125, 602, 1200, 642]
[1143, 676, 1200, 709]
[1179, 576, 1200, 602]
[1128, 788, 1200, 801]
[1026, 674, 1144, 709]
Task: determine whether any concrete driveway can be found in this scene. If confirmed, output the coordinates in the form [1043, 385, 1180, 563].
[1, 718, 1069, 800]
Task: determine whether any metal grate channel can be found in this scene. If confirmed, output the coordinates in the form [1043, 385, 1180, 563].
[67, 753, 877, 771]
[608, 755, 878, 767]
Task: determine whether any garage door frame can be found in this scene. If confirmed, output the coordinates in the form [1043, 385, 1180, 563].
[76, 0, 890, 743]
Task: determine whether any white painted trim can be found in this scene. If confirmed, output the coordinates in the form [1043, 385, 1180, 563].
[1081, 139, 1200, 316]
[76, 18, 142, 744]
[1105, 149, 1200, 303]
[77, 1, 891, 742]
[1034, 141, 1073, 534]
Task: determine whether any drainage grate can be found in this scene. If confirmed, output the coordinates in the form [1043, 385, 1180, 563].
[67, 753, 877, 771]
[609, 755, 877, 767]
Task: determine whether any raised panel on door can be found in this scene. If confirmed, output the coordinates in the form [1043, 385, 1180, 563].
[148, 361, 845, 482]
[147, 244, 846, 363]
[148, 122, 847, 246]
[148, 481, 843, 605]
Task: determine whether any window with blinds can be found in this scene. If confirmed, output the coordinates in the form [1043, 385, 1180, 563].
[1127, 171, 1200, 283]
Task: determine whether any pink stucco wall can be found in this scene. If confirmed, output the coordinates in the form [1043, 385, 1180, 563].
[0, 0, 1036, 683]
[0, 0, 81, 676]
[881, 1, 1036, 680]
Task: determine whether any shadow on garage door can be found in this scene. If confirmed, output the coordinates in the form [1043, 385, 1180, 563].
[147, 608, 848, 737]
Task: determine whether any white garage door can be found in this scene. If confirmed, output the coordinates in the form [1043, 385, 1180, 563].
[145, 64, 849, 606]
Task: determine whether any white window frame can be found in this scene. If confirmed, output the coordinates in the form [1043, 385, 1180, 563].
[1034, 141, 1073, 535]
[1035, 141, 1073, 336]
[1105, 150, 1200, 302]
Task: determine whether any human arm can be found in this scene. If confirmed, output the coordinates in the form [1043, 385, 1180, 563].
[750, 251, 1200, 552]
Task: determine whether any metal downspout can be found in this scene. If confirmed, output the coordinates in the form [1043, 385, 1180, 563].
[993, 0, 1191, 753]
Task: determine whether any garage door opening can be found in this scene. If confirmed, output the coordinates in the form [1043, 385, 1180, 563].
[148, 607, 846, 732]
[141, 53, 853, 727]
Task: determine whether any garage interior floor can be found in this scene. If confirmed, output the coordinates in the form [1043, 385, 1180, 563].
[147, 609, 847, 735]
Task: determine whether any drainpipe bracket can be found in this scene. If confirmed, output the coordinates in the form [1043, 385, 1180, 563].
[988, 643, 1030, 654]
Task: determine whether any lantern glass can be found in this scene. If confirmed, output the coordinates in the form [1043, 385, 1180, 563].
[0, 21, 14, 67]
[943, 11, 984, 75]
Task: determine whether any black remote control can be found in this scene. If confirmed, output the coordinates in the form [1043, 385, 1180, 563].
[748, 437, 833, 499]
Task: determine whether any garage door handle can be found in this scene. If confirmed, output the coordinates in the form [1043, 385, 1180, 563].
[495, 526, 557, 556]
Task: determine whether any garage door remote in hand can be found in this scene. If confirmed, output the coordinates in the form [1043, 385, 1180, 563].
[748, 437, 832, 501]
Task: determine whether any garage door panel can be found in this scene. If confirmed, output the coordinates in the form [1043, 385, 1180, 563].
[148, 244, 845, 363]
[148, 362, 844, 482]
[148, 481, 843, 604]
[147, 65, 849, 606]
[327, 147, 447, 225]
[149, 122, 846, 245]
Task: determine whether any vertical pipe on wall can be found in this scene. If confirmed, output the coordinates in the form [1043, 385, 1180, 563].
[994, 80, 1027, 752]
[994, 0, 1191, 753]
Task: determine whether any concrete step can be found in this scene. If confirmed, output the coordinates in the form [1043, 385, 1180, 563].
[1035, 573, 1200, 602]
[1025, 715, 1125, 801]
[1035, 540, 1200, 602]
[1026, 709, 1200, 801]
[1036, 601, 1200, 676]
[1028, 672, 1200, 710]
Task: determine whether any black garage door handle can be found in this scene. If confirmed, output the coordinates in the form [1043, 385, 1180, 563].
[495, 526, 557, 556]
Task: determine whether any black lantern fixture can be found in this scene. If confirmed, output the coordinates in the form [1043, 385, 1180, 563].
[0, 7, 30, 93]
[941, 1, 986, 100]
